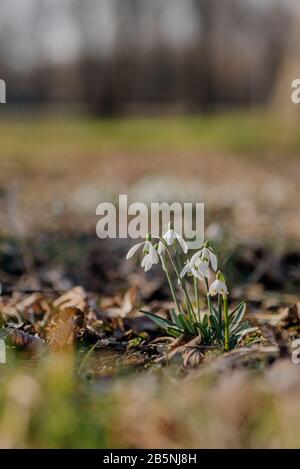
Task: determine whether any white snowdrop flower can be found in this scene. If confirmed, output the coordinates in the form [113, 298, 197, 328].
[126, 236, 153, 260]
[157, 240, 165, 255]
[191, 260, 210, 280]
[126, 234, 159, 272]
[140, 244, 159, 272]
[126, 241, 146, 260]
[189, 243, 218, 272]
[209, 279, 228, 296]
[180, 261, 193, 278]
[180, 258, 210, 280]
[160, 222, 188, 254]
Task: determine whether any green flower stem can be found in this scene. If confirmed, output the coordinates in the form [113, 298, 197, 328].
[223, 294, 229, 352]
[160, 254, 182, 315]
[158, 237, 195, 322]
[218, 293, 222, 323]
[194, 276, 200, 320]
[174, 244, 197, 322]
[173, 245, 182, 273]
[174, 246, 186, 292]
[204, 277, 213, 316]
[174, 245, 184, 276]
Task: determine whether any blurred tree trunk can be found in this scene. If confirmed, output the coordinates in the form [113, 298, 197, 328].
[192, 0, 217, 111]
[271, 2, 300, 118]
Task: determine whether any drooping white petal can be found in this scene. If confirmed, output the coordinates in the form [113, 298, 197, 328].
[208, 280, 218, 296]
[220, 280, 228, 294]
[143, 256, 153, 272]
[201, 247, 210, 262]
[157, 241, 165, 255]
[209, 250, 218, 271]
[180, 262, 191, 278]
[191, 267, 204, 280]
[141, 255, 147, 268]
[163, 229, 175, 246]
[141, 252, 156, 272]
[198, 261, 210, 278]
[189, 250, 201, 267]
[176, 234, 188, 253]
[126, 242, 144, 260]
[149, 244, 159, 264]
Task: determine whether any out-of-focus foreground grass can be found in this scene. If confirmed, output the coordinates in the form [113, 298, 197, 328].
[1, 352, 300, 448]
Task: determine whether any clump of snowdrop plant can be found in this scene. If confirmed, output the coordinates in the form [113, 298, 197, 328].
[126, 223, 255, 352]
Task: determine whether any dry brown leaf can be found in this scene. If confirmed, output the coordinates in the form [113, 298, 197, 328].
[260, 322, 289, 358]
[48, 307, 84, 351]
[183, 347, 205, 367]
[155, 335, 203, 366]
[8, 328, 46, 356]
[278, 303, 300, 329]
[103, 286, 137, 318]
[15, 293, 42, 313]
[53, 286, 86, 310]
[168, 334, 190, 351]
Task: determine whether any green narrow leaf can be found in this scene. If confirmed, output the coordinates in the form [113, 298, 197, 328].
[194, 321, 210, 343]
[140, 310, 184, 333]
[202, 313, 209, 328]
[169, 309, 182, 329]
[229, 302, 246, 323]
[233, 320, 255, 335]
[209, 314, 222, 337]
[235, 326, 258, 342]
[170, 309, 178, 324]
[166, 328, 182, 338]
[178, 314, 194, 334]
[230, 311, 248, 334]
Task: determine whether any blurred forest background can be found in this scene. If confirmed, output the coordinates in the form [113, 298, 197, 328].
[0, 0, 298, 115]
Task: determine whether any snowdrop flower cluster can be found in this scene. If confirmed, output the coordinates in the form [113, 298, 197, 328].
[126, 224, 252, 351]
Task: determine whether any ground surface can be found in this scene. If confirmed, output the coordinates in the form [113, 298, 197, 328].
[0, 112, 300, 448]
